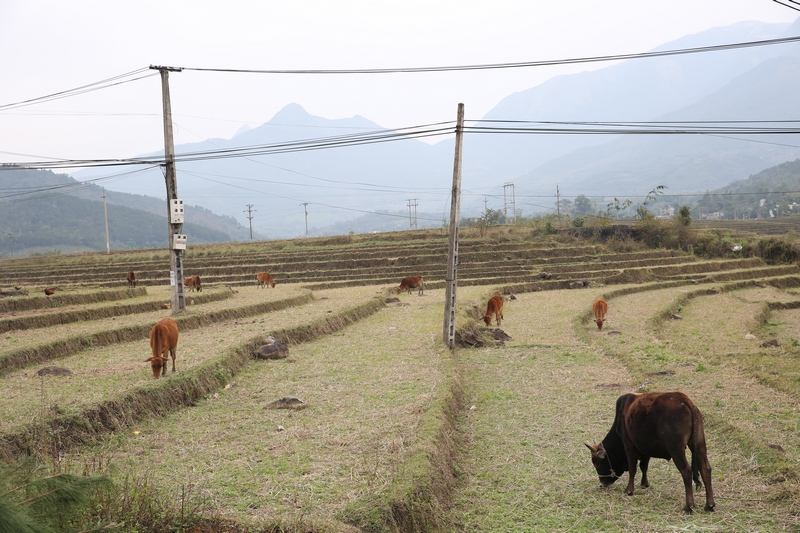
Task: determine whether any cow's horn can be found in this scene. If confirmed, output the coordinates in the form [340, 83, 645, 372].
[584, 441, 594, 450]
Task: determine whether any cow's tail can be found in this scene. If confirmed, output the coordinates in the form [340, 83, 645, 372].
[689, 401, 707, 484]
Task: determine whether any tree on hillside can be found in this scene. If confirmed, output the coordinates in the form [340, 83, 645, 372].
[676, 206, 692, 227]
[606, 197, 632, 219]
[573, 195, 594, 216]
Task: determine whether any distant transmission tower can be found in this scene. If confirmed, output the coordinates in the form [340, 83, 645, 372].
[503, 182, 516, 223]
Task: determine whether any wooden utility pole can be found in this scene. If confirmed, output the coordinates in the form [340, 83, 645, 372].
[443, 103, 464, 349]
[102, 187, 110, 254]
[152, 65, 186, 313]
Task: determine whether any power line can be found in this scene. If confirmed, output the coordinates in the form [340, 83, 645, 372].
[170, 34, 800, 75]
[3, 122, 456, 170]
[774, 0, 800, 13]
[8, 117, 800, 171]
[0, 68, 156, 111]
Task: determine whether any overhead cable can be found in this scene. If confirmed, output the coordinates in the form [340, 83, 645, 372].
[0, 68, 155, 111]
[170, 34, 800, 74]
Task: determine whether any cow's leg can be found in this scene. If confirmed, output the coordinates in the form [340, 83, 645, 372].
[496, 311, 502, 326]
[693, 443, 715, 512]
[625, 453, 638, 496]
[639, 456, 651, 488]
[672, 451, 696, 514]
[160, 356, 166, 378]
[170, 348, 177, 373]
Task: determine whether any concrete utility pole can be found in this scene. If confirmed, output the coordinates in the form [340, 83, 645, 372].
[244, 204, 256, 239]
[413, 199, 418, 230]
[443, 103, 465, 349]
[556, 185, 561, 217]
[102, 187, 110, 254]
[407, 199, 414, 229]
[301, 202, 309, 237]
[152, 65, 186, 313]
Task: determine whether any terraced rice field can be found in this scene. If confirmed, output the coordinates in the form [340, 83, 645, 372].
[1, 232, 800, 532]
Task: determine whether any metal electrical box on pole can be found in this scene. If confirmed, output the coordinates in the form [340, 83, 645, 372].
[151, 65, 186, 313]
[443, 103, 464, 349]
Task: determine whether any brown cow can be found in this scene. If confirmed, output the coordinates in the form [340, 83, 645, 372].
[184, 275, 202, 292]
[257, 272, 276, 288]
[126, 271, 138, 288]
[586, 392, 715, 514]
[145, 318, 179, 378]
[44, 288, 55, 296]
[482, 295, 504, 326]
[396, 276, 424, 296]
[593, 297, 608, 331]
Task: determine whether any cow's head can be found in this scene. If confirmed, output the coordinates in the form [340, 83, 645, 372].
[271, 281, 276, 288]
[396, 286, 403, 294]
[585, 441, 618, 487]
[144, 356, 166, 378]
[594, 318, 605, 331]
[482, 315, 492, 326]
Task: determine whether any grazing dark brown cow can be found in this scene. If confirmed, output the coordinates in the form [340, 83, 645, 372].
[126, 271, 138, 288]
[396, 276, 424, 296]
[586, 392, 715, 514]
[44, 288, 55, 296]
[257, 272, 276, 288]
[593, 297, 608, 331]
[145, 318, 178, 378]
[482, 295, 504, 326]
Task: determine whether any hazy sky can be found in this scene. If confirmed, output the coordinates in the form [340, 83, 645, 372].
[1, 0, 798, 166]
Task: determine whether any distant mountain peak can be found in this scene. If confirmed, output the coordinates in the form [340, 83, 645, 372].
[271, 103, 313, 122]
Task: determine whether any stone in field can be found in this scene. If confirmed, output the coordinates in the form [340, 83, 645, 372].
[486, 328, 511, 343]
[266, 397, 307, 410]
[744, 333, 757, 340]
[255, 337, 289, 359]
[36, 366, 73, 377]
[384, 297, 401, 303]
[761, 339, 779, 348]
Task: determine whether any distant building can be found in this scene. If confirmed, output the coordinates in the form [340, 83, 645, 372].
[656, 205, 675, 219]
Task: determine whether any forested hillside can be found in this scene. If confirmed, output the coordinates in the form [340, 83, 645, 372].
[0, 168, 232, 256]
[699, 158, 800, 218]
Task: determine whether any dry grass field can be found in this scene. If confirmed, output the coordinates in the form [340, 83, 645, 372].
[2, 230, 800, 532]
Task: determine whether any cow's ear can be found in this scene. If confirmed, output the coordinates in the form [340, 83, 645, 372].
[595, 443, 607, 459]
